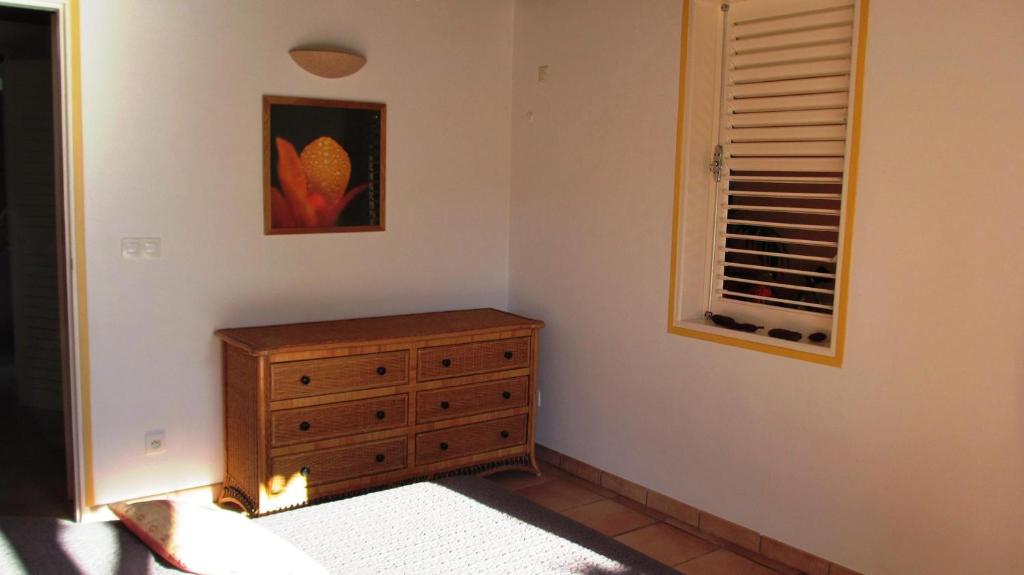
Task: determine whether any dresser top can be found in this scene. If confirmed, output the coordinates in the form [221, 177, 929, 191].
[216, 308, 544, 354]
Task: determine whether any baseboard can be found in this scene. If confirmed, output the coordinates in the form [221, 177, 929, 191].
[535, 444, 861, 575]
[82, 482, 223, 523]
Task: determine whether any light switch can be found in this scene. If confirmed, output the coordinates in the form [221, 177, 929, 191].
[121, 238, 142, 259]
[141, 238, 161, 258]
[122, 237, 161, 259]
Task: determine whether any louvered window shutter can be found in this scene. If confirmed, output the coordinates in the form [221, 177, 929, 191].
[709, 0, 856, 323]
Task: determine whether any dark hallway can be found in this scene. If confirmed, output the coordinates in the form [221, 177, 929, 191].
[0, 5, 69, 520]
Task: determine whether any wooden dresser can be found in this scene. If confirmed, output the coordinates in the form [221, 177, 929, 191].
[215, 308, 544, 515]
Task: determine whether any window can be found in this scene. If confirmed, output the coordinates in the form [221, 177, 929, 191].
[668, 0, 868, 365]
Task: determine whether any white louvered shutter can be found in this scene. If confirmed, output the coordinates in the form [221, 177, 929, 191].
[708, 0, 858, 332]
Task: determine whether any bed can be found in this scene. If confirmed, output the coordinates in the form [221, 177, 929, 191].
[0, 476, 679, 574]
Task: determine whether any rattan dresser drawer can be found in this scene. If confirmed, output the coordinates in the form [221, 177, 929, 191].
[271, 351, 408, 400]
[417, 338, 530, 381]
[271, 395, 408, 446]
[416, 414, 527, 465]
[417, 377, 529, 423]
[270, 437, 407, 491]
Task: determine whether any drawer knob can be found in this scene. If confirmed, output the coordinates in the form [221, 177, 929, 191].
[441, 358, 452, 368]
[502, 391, 511, 400]
[504, 351, 513, 360]
[439, 442, 449, 451]
[376, 366, 387, 376]
[440, 401, 450, 410]
[376, 410, 386, 420]
[300, 375, 311, 385]
[300, 466, 311, 478]
[299, 421, 311, 431]
[500, 430, 510, 439]
[375, 453, 386, 463]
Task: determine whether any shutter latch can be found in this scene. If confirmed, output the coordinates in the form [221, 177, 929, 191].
[709, 144, 724, 182]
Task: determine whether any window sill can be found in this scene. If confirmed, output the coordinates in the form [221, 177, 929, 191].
[668, 319, 842, 367]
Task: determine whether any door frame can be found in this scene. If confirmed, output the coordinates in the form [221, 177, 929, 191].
[0, 0, 88, 522]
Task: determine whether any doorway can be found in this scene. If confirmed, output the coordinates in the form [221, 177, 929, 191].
[0, 4, 72, 520]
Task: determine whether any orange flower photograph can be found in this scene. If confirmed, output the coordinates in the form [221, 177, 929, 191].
[264, 96, 385, 234]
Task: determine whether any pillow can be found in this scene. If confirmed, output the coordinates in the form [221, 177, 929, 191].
[109, 500, 327, 575]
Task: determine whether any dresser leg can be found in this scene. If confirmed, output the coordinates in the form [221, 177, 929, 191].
[219, 485, 257, 515]
[473, 453, 541, 478]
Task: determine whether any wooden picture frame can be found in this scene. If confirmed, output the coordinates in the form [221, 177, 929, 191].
[263, 96, 386, 234]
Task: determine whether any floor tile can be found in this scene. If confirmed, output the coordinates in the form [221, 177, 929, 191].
[517, 478, 604, 512]
[486, 469, 554, 491]
[615, 522, 715, 566]
[561, 498, 658, 536]
[676, 549, 779, 575]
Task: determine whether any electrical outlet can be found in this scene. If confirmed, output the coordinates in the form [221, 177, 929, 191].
[538, 65, 549, 83]
[145, 430, 166, 455]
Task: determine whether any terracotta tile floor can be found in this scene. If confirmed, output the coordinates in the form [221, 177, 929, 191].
[486, 462, 784, 574]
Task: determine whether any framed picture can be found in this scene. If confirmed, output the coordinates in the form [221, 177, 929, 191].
[263, 96, 385, 234]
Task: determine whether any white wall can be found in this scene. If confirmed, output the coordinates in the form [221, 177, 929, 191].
[79, 0, 514, 505]
[75, 0, 1024, 570]
[509, 1, 1024, 573]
